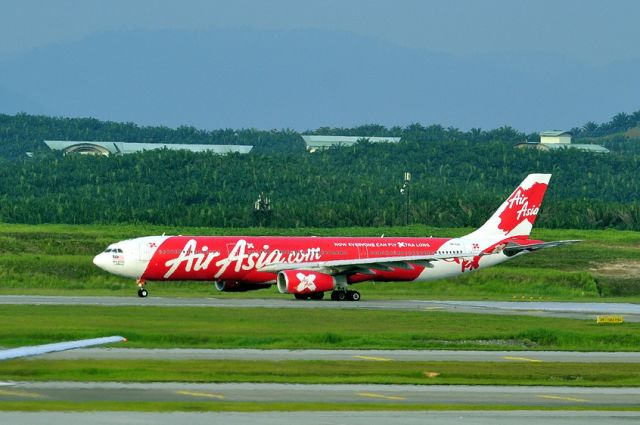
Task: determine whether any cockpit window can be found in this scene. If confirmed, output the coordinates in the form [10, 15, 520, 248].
[104, 248, 112, 253]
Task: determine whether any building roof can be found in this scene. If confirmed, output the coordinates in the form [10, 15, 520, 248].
[513, 141, 609, 153]
[43, 140, 252, 156]
[543, 143, 609, 153]
[540, 130, 572, 137]
[301, 135, 401, 149]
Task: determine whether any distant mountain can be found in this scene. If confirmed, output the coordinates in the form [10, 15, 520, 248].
[0, 28, 638, 131]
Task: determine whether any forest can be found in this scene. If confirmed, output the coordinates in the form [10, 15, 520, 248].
[0, 111, 638, 230]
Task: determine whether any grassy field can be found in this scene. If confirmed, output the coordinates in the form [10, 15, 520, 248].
[1, 305, 638, 351]
[1, 359, 638, 387]
[0, 223, 638, 300]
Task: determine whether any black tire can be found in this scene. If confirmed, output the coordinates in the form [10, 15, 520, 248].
[138, 288, 148, 298]
[330, 291, 339, 301]
[335, 291, 347, 301]
[309, 292, 324, 300]
[348, 291, 361, 301]
[294, 294, 308, 300]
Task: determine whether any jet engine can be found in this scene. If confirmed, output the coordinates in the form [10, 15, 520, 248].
[277, 270, 336, 294]
[215, 280, 271, 292]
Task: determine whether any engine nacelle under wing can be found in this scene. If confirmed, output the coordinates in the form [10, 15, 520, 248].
[215, 280, 272, 292]
[277, 270, 336, 294]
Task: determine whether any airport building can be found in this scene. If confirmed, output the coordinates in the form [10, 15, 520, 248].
[301, 135, 401, 152]
[539, 130, 573, 144]
[43, 140, 253, 156]
[514, 131, 609, 153]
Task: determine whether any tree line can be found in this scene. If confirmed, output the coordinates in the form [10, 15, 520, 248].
[0, 138, 637, 230]
[0, 111, 638, 230]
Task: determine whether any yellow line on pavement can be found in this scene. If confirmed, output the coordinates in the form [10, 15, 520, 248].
[353, 355, 392, 361]
[537, 394, 589, 403]
[503, 356, 543, 363]
[423, 307, 444, 310]
[0, 389, 43, 398]
[358, 392, 405, 401]
[176, 390, 225, 399]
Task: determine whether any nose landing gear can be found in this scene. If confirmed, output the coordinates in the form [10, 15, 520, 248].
[137, 279, 148, 298]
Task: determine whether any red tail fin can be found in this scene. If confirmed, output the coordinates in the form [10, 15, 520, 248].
[463, 174, 551, 247]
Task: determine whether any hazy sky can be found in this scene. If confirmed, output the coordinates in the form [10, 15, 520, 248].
[2, 0, 639, 65]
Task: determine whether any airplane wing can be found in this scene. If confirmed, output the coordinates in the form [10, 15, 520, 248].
[257, 252, 476, 275]
[502, 240, 580, 256]
[259, 239, 580, 275]
[0, 336, 126, 361]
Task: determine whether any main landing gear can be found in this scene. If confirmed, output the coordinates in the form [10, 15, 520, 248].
[294, 292, 325, 300]
[137, 279, 148, 298]
[330, 290, 360, 302]
[292, 290, 360, 301]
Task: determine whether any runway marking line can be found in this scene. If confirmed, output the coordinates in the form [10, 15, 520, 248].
[353, 355, 392, 361]
[0, 389, 43, 398]
[503, 356, 543, 363]
[357, 392, 405, 401]
[423, 306, 444, 310]
[537, 394, 589, 403]
[176, 390, 225, 399]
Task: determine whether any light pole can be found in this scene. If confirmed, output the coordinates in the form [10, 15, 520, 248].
[400, 171, 411, 226]
[254, 192, 272, 226]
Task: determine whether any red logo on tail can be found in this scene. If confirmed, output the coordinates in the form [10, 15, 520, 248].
[497, 182, 547, 234]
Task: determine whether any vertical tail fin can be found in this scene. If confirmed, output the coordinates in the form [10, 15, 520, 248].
[463, 174, 551, 247]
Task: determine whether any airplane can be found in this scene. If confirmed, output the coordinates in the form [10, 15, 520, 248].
[93, 174, 577, 301]
[0, 336, 126, 361]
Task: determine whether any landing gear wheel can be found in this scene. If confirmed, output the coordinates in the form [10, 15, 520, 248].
[136, 279, 147, 298]
[331, 290, 347, 301]
[309, 292, 324, 300]
[347, 290, 361, 301]
[294, 294, 308, 300]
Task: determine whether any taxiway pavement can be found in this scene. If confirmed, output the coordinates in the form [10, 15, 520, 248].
[1, 411, 639, 425]
[0, 382, 638, 407]
[2, 295, 639, 321]
[39, 348, 640, 363]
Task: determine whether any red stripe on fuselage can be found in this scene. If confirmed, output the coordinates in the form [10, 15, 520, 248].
[141, 236, 450, 283]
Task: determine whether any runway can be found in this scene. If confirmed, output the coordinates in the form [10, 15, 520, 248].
[39, 348, 640, 363]
[1, 382, 639, 407]
[1, 411, 639, 425]
[2, 295, 639, 321]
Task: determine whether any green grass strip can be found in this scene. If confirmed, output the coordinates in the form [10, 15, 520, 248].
[2, 305, 640, 351]
[1, 305, 639, 351]
[1, 360, 639, 387]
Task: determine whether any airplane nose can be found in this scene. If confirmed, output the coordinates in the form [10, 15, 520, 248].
[93, 253, 110, 270]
